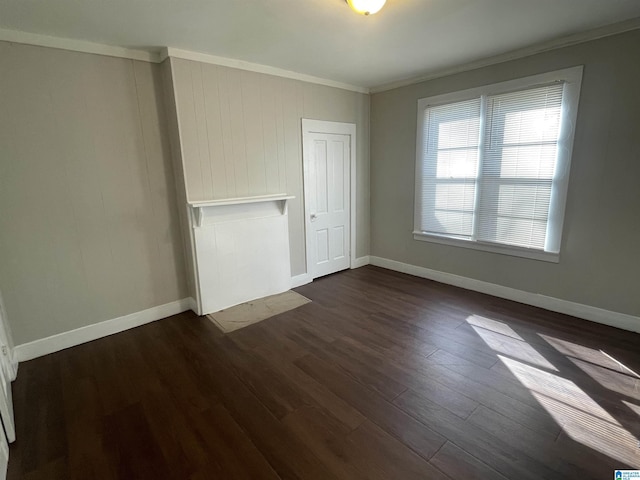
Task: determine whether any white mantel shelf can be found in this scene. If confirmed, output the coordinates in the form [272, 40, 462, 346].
[188, 194, 294, 227]
[189, 193, 294, 209]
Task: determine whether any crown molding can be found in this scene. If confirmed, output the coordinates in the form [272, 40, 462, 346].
[0, 29, 369, 94]
[370, 16, 640, 93]
[160, 47, 370, 94]
[0, 28, 161, 63]
[3, 15, 639, 96]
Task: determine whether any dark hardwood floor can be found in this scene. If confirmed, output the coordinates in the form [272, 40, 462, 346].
[8, 266, 640, 479]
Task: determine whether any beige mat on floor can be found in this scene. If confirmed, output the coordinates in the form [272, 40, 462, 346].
[207, 290, 311, 333]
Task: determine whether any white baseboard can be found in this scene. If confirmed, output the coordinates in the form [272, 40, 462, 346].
[0, 28, 159, 63]
[187, 296, 198, 313]
[291, 256, 370, 288]
[351, 256, 371, 268]
[369, 256, 640, 334]
[291, 273, 313, 289]
[15, 298, 191, 362]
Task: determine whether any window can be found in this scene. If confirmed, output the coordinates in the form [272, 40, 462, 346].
[414, 67, 583, 262]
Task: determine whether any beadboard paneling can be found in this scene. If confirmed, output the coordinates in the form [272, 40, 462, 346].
[169, 58, 370, 276]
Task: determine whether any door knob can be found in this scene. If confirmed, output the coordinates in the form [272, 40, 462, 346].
[310, 213, 317, 221]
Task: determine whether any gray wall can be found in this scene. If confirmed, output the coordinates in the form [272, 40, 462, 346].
[167, 58, 370, 277]
[370, 29, 640, 317]
[0, 42, 188, 345]
[160, 59, 199, 302]
[3, 27, 636, 345]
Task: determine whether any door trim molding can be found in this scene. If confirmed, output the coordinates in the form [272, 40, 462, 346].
[302, 119, 357, 280]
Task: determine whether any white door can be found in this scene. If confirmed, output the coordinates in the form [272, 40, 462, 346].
[303, 124, 352, 279]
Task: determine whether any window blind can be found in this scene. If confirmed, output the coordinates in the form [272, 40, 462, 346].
[418, 98, 480, 238]
[476, 83, 564, 250]
[415, 67, 582, 260]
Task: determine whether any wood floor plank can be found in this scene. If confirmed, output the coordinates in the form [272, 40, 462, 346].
[324, 326, 560, 436]
[192, 403, 281, 480]
[102, 403, 173, 479]
[17, 356, 67, 475]
[60, 374, 117, 480]
[428, 349, 558, 410]
[253, 344, 366, 431]
[294, 353, 447, 460]
[8, 266, 640, 478]
[166, 319, 340, 480]
[331, 337, 480, 419]
[288, 326, 409, 402]
[467, 405, 617, 480]
[393, 388, 568, 480]
[21, 457, 69, 480]
[368, 312, 500, 369]
[346, 420, 452, 480]
[282, 405, 365, 480]
[213, 335, 309, 419]
[431, 441, 509, 480]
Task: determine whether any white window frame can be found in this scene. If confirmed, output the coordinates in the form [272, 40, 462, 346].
[413, 66, 583, 263]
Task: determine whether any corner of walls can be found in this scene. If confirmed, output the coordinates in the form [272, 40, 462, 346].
[160, 57, 200, 309]
[352, 256, 371, 269]
[369, 256, 640, 334]
[291, 256, 370, 290]
[291, 273, 313, 289]
[369, 29, 640, 330]
[0, 43, 191, 347]
[165, 54, 372, 287]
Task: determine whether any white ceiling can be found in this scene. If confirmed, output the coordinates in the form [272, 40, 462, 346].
[1, 0, 640, 89]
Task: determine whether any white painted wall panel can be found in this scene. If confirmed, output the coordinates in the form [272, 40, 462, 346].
[169, 58, 370, 276]
[193, 202, 291, 314]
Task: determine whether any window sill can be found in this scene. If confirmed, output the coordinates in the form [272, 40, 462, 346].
[412, 232, 560, 263]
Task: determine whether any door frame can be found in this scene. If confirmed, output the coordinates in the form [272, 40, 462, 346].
[301, 119, 357, 280]
[0, 290, 16, 445]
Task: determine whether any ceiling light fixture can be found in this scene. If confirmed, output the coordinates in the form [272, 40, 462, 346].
[346, 0, 387, 15]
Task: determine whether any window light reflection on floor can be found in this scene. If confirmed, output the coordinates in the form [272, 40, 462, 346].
[467, 315, 557, 371]
[541, 335, 640, 404]
[466, 316, 640, 467]
[600, 350, 640, 378]
[623, 401, 640, 418]
[540, 335, 637, 374]
[566, 356, 640, 401]
[498, 355, 620, 425]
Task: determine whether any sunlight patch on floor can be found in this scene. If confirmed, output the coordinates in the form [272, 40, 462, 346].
[499, 355, 619, 425]
[467, 316, 640, 467]
[600, 350, 640, 378]
[567, 357, 640, 401]
[540, 335, 634, 373]
[467, 316, 557, 371]
[533, 390, 639, 466]
[466, 315, 525, 341]
[542, 334, 640, 400]
[623, 401, 640, 418]
[499, 355, 639, 466]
